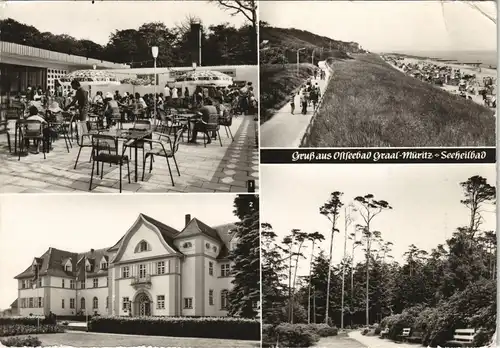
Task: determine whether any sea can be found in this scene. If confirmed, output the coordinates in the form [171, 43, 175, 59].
[390, 50, 497, 69]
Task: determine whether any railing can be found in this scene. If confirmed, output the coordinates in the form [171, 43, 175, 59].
[131, 275, 152, 286]
[0, 41, 130, 69]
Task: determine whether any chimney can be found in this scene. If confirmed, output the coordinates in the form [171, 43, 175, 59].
[185, 214, 191, 227]
[90, 249, 95, 254]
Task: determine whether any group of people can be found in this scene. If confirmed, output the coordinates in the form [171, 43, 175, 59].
[290, 79, 322, 115]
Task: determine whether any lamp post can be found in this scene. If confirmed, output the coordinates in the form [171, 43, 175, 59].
[151, 46, 159, 125]
[311, 49, 315, 65]
[296, 48, 305, 76]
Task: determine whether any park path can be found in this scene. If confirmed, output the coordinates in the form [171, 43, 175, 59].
[260, 64, 330, 147]
[348, 330, 419, 348]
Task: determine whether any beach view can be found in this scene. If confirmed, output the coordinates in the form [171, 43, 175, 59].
[259, 1, 497, 147]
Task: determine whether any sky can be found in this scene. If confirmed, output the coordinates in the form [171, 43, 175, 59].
[2, 1, 247, 46]
[0, 194, 240, 309]
[260, 1, 497, 52]
[261, 164, 496, 278]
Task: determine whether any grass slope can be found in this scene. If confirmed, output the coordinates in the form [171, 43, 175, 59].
[309, 54, 495, 147]
[260, 63, 316, 124]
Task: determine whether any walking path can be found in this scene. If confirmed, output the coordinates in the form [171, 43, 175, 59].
[260, 63, 330, 147]
[348, 330, 419, 348]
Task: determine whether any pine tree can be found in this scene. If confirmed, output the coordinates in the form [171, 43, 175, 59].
[227, 195, 260, 318]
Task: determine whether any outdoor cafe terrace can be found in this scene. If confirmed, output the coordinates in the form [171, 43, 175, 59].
[0, 105, 258, 194]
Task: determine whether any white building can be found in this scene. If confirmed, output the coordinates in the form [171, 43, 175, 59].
[15, 214, 238, 317]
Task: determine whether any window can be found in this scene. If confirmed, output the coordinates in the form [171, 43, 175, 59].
[21, 280, 26, 289]
[157, 295, 165, 309]
[93, 278, 98, 288]
[106, 297, 109, 309]
[81, 298, 86, 310]
[135, 240, 149, 253]
[70, 298, 75, 309]
[34, 297, 38, 308]
[139, 264, 146, 278]
[182, 242, 192, 249]
[65, 264, 71, 272]
[209, 290, 214, 306]
[20, 298, 25, 308]
[70, 280, 75, 289]
[205, 243, 210, 249]
[61, 299, 65, 309]
[36, 278, 42, 288]
[38, 297, 43, 308]
[122, 266, 130, 278]
[221, 264, 230, 277]
[86, 264, 92, 272]
[93, 297, 98, 309]
[221, 290, 229, 310]
[61, 279, 65, 288]
[157, 261, 165, 275]
[80, 281, 86, 289]
[122, 297, 129, 310]
[183, 298, 193, 309]
[209, 262, 214, 276]
[212, 246, 217, 252]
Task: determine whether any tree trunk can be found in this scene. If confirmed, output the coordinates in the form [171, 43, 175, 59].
[308, 240, 316, 324]
[341, 213, 349, 329]
[288, 246, 293, 323]
[291, 241, 305, 324]
[325, 220, 336, 324]
[365, 228, 370, 326]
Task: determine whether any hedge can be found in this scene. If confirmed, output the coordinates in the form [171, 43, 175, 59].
[0, 324, 64, 337]
[0, 335, 42, 347]
[88, 316, 260, 340]
[307, 323, 339, 337]
[262, 323, 336, 347]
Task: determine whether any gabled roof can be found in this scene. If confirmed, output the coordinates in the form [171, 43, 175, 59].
[179, 218, 224, 242]
[15, 248, 79, 279]
[10, 299, 18, 309]
[76, 247, 111, 280]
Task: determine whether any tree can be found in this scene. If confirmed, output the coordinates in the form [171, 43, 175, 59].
[341, 204, 356, 328]
[307, 232, 325, 323]
[460, 175, 495, 236]
[319, 191, 344, 324]
[227, 195, 259, 318]
[353, 194, 392, 325]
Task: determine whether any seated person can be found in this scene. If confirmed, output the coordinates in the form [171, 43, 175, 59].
[103, 92, 120, 128]
[188, 98, 220, 144]
[25, 105, 57, 149]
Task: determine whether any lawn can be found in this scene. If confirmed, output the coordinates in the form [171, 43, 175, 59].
[259, 63, 316, 124]
[315, 332, 367, 348]
[308, 54, 496, 147]
[15, 332, 260, 347]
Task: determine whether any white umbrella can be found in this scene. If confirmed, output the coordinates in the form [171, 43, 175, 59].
[173, 70, 233, 89]
[59, 70, 121, 86]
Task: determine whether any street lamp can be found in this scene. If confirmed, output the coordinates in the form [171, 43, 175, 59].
[151, 46, 159, 125]
[296, 48, 305, 76]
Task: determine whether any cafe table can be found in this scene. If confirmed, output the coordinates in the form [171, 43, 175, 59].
[99, 128, 153, 182]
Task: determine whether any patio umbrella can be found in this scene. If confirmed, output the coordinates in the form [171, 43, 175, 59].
[173, 70, 233, 91]
[58, 70, 121, 98]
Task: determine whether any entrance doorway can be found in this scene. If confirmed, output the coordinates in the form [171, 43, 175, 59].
[136, 292, 151, 316]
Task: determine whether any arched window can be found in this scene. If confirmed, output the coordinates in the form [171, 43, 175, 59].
[80, 297, 86, 310]
[93, 297, 98, 309]
[221, 290, 229, 310]
[135, 240, 150, 253]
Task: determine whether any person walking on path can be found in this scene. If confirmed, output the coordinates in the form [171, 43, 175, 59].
[290, 92, 296, 114]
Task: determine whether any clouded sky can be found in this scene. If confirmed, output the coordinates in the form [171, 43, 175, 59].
[261, 164, 496, 277]
[2, 1, 247, 45]
[260, 1, 497, 52]
[0, 194, 240, 309]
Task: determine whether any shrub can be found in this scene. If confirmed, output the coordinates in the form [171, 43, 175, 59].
[88, 316, 260, 340]
[361, 328, 369, 335]
[374, 327, 381, 335]
[0, 317, 43, 326]
[262, 324, 276, 348]
[274, 323, 319, 348]
[0, 336, 41, 347]
[307, 323, 338, 337]
[0, 324, 64, 337]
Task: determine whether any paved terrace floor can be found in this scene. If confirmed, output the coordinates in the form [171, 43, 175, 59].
[0, 115, 259, 193]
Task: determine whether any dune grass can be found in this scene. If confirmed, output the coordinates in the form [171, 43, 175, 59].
[259, 63, 316, 124]
[308, 54, 495, 147]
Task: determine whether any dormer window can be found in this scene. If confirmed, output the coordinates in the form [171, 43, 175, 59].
[212, 246, 217, 253]
[135, 240, 150, 253]
[182, 242, 192, 249]
[65, 265, 71, 272]
[101, 262, 108, 270]
[63, 259, 72, 272]
[86, 265, 92, 272]
[205, 243, 210, 249]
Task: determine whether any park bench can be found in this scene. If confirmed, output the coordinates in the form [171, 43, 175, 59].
[407, 330, 424, 344]
[380, 327, 389, 338]
[399, 327, 411, 341]
[446, 328, 475, 347]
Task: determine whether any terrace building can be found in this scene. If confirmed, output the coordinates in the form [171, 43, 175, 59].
[14, 214, 238, 317]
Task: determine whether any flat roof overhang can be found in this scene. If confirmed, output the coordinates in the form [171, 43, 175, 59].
[0, 41, 130, 70]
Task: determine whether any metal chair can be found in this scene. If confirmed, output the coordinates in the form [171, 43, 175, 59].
[142, 125, 186, 186]
[89, 134, 130, 193]
[19, 120, 46, 160]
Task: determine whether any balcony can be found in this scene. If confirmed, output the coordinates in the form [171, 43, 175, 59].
[131, 275, 151, 289]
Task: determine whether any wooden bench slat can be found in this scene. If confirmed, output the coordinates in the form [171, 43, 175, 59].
[456, 329, 475, 334]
